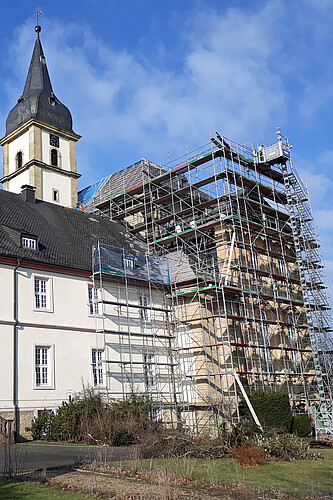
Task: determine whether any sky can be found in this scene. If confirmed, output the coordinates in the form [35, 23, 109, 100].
[0, 0, 332, 304]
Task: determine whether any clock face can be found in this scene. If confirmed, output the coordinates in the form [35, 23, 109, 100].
[50, 134, 59, 148]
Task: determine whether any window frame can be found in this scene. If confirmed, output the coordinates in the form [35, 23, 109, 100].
[33, 344, 55, 390]
[22, 235, 37, 249]
[249, 250, 259, 270]
[33, 275, 53, 312]
[88, 285, 102, 316]
[52, 188, 60, 203]
[16, 150, 23, 170]
[123, 255, 134, 270]
[50, 148, 58, 167]
[143, 352, 157, 389]
[91, 348, 105, 387]
[139, 294, 150, 321]
[277, 259, 286, 276]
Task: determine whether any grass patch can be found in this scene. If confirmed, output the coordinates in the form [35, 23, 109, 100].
[113, 449, 333, 498]
[0, 480, 90, 500]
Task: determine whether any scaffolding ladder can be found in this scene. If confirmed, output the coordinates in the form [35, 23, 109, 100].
[281, 143, 333, 438]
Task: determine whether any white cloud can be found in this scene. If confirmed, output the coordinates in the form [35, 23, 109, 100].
[0, 2, 332, 297]
[2, 6, 288, 182]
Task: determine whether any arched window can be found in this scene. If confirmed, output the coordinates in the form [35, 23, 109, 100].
[51, 148, 58, 167]
[16, 151, 23, 170]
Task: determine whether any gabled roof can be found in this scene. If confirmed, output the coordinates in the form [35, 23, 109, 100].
[5, 27, 74, 136]
[0, 189, 146, 272]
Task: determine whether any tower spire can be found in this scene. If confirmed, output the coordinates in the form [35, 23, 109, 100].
[5, 25, 74, 135]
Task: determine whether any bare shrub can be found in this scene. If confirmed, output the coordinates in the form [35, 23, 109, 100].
[230, 444, 267, 467]
[140, 429, 228, 459]
[3, 441, 27, 478]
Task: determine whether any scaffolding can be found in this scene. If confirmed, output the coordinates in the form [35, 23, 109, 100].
[91, 242, 179, 426]
[87, 128, 333, 437]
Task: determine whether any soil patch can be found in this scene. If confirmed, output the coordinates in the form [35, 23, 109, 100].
[46, 467, 302, 500]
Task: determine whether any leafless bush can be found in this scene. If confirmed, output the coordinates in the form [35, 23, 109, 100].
[139, 429, 228, 459]
[3, 441, 27, 478]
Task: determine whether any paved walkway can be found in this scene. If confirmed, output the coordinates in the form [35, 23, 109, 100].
[0, 442, 131, 471]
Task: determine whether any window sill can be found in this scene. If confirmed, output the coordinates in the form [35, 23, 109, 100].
[33, 308, 54, 313]
[33, 385, 55, 390]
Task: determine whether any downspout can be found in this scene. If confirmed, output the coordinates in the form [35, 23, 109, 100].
[13, 257, 21, 440]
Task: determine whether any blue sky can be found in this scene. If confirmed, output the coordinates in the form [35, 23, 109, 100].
[0, 0, 332, 303]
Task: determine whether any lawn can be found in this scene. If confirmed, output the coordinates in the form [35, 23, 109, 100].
[114, 449, 333, 498]
[0, 480, 90, 500]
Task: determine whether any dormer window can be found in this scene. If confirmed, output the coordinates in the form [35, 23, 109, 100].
[22, 235, 37, 249]
[51, 148, 58, 167]
[49, 92, 56, 107]
[16, 151, 23, 170]
[123, 255, 134, 270]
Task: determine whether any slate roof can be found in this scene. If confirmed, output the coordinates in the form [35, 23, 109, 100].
[78, 159, 164, 210]
[6, 29, 74, 135]
[0, 189, 146, 271]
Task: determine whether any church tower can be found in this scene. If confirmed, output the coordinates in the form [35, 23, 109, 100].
[0, 25, 81, 208]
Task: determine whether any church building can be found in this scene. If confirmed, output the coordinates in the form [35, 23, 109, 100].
[1, 25, 331, 440]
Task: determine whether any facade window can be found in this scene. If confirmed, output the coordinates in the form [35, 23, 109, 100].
[288, 327, 301, 373]
[286, 313, 293, 324]
[257, 309, 266, 321]
[249, 250, 259, 270]
[51, 148, 58, 167]
[52, 189, 59, 202]
[139, 295, 150, 321]
[124, 256, 134, 269]
[50, 134, 59, 148]
[88, 285, 101, 315]
[278, 259, 286, 276]
[16, 151, 23, 170]
[259, 324, 273, 373]
[34, 277, 51, 310]
[22, 236, 37, 249]
[150, 407, 161, 422]
[143, 353, 156, 389]
[35, 346, 53, 387]
[92, 349, 104, 386]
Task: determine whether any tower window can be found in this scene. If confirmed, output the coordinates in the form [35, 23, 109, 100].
[16, 151, 23, 170]
[51, 148, 58, 167]
[50, 134, 59, 147]
[52, 189, 59, 202]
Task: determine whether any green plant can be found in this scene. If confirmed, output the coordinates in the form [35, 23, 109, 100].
[113, 429, 135, 446]
[256, 429, 317, 461]
[26, 410, 55, 440]
[239, 391, 293, 432]
[27, 390, 153, 444]
[292, 414, 312, 437]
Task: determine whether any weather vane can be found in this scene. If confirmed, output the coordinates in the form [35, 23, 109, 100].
[36, 11, 42, 26]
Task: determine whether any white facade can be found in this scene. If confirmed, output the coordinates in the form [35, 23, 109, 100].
[0, 260, 170, 436]
[4, 126, 76, 207]
[41, 168, 72, 207]
[40, 129, 70, 170]
[8, 130, 30, 176]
